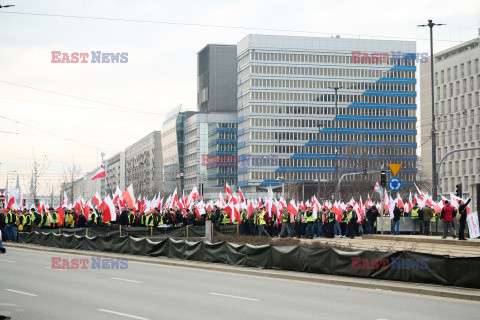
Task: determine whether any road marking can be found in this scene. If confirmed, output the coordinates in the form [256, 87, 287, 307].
[0, 302, 19, 307]
[209, 292, 259, 301]
[0, 259, 14, 263]
[111, 277, 142, 284]
[98, 309, 149, 320]
[45, 267, 67, 272]
[5, 289, 38, 297]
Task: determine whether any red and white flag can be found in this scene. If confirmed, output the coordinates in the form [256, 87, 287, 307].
[91, 164, 106, 181]
[238, 187, 245, 203]
[286, 200, 298, 216]
[373, 181, 381, 194]
[99, 195, 116, 222]
[92, 192, 101, 207]
[225, 183, 233, 196]
[122, 184, 135, 210]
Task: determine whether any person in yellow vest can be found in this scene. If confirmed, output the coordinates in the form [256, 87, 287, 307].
[220, 210, 230, 225]
[128, 210, 137, 227]
[20, 209, 32, 232]
[49, 208, 58, 228]
[305, 210, 315, 239]
[327, 209, 336, 238]
[341, 210, 348, 237]
[345, 205, 358, 239]
[410, 204, 421, 235]
[88, 209, 98, 228]
[239, 209, 248, 235]
[41, 211, 51, 229]
[278, 209, 292, 238]
[146, 210, 154, 227]
[65, 210, 74, 228]
[258, 209, 269, 237]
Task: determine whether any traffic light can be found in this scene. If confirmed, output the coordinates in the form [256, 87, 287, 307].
[380, 170, 387, 187]
[455, 184, 462, 198]
[363, 166, 367, 175]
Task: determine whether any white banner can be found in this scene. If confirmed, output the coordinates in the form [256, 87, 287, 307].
[467, 211, 480, 239]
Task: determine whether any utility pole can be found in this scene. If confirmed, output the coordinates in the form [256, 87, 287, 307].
[317, 123, 322, 200]
[329, 86, 342, 201]
[418, 19, 445, 201]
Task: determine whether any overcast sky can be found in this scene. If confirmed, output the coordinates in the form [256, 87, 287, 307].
[1, 0, 479, 194]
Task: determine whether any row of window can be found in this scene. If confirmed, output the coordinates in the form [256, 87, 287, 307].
[437, 109, 479, 131]
[247, 144, 415, 156]
[248, 170, 416, 182]
[436, 75, 480, 99]
[436, 92, 480, 117]
[249, 91, 415, 104]
[436, 59, 480, 85]
[250, 78, 415, 92]
[250, 51, 415, 66]
[437, 126, 480, 146]
[247, 131, 414, 144]
[442, 174, 479, 196]
[442, 159, 480, 176]
[249, 104, 413, 117]
[247, 117, 415, 131]
[250, 65, 415, 79]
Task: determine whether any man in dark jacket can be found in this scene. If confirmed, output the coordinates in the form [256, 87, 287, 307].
[458, 199, 471, 240]
[174, 210, 183, 227]
[441, 200, 456, 239]
[392, 205, 401, 235]
[118, 210, 129, 226]
[366, 206, 379, 234]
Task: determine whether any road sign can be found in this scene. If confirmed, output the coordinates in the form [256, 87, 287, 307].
[388, 177, 402, 192]
[388, 163, 403, 177]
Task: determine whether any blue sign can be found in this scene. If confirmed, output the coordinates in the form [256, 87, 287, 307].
[388, 177, 402, 192]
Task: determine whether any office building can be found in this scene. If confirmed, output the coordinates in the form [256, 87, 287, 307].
[125, 131, 163, 199]
[237, 34, 418, 199]
[420, 36, 480, 197]
[198, 44, 237, 112]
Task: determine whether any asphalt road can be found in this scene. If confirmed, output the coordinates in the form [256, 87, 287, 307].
[0, 248, 479, 320]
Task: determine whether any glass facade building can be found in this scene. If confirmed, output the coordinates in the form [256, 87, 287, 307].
[236, 34, 418, 199]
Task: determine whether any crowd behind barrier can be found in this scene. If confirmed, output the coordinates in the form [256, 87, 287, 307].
[16, 231, 480, 289]
[0, 200, 471, 246]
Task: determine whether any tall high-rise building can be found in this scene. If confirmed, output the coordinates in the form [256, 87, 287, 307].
[236, 34, 417, 199]
[420, 37, 480, 197]
[197, 44, 237, 112]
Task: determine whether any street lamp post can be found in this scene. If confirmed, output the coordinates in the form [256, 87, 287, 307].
[328, 86, 342, 201]
[317, 123, 323, 200]
[418, 19, 445, 201]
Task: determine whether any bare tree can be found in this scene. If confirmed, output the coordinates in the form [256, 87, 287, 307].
[30, 155, 49, 205]
[62, 160, 82, 201]
[46, 178, 61, 206]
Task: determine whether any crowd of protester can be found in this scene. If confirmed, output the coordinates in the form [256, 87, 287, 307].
[0, 197, 471, 251]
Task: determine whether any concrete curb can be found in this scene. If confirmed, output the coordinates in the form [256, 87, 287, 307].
[363, 234, 480, 247]
[5, 242, 480, 302]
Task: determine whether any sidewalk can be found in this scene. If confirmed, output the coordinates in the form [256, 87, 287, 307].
[291, 235, 480, 258]
[5, 242, 480, 302]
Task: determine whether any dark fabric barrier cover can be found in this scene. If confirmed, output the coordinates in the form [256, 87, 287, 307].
[203, 242, 227, 264]
[17, 231, 480, 289]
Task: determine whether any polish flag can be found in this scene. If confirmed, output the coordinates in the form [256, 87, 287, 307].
[225, 203, 241, 223]
[99, 195, 116, 222]
[195, 200, 206, 218]
[238, 187, 245, 203]
[190, 186, 200, 202]
[113, 186, 123, 204]
[286, 200, 298, 216]
[408, 192, 413, 212]
[92, 192, 101, 207]
[396, 193, 404, 209]
[414, 183, 425, 200]
[83, 202, 91, 220]
[225, 183, 233, 196]
[91, 164, 106, 181]
[56, 206, 65, 226]
[373, 181, 381, 194]
[247, 201, 255, 218]
[172, 188, 178, 204]
[122, 184, 135, 210]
